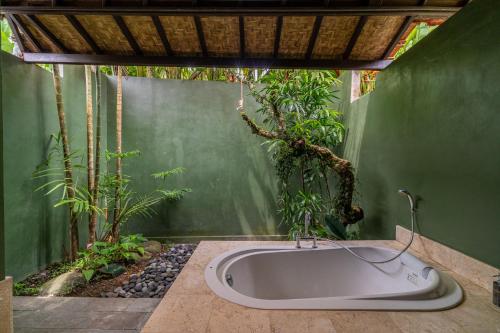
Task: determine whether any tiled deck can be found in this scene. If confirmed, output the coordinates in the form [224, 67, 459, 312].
[141, 240, 500, 333]
[13, 297, 160, 333]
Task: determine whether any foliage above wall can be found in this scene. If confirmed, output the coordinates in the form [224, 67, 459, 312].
[238, 70, 363, 238]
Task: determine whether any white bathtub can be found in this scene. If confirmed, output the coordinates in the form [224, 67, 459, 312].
[204, 245, 463, 310]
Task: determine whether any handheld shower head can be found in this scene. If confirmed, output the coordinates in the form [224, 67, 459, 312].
[398, 189, 415, 212]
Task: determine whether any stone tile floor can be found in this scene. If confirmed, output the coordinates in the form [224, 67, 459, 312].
[13, 296, 160, 333]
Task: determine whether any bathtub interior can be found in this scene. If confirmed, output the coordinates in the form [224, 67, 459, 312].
[224, 247, 435, 300]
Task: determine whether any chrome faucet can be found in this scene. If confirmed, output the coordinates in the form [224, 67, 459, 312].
[296, 212, 318, 249]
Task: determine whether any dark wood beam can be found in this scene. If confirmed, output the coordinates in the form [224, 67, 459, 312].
[305, 15, 323, 60]
[273, 15, 283, 58]
[25, 14, 69, 53]
[65, 15, 102, 54]
[10, 14, 42, 52]
[239, 16, 245, 58]
[152, 16, 173, 56]
[23, 53, 393, 70]
[418, 0, 428, 5]
[0, 6, 462, 17]
[5, 14, 25, 53]
[194, 16, 208, 57]
[382, 16, 413, 59]
[113, 16, 143, 56]
[343, 16, 367, 59]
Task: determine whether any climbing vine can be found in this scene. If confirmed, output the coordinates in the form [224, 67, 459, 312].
[238, 70, 363, 238]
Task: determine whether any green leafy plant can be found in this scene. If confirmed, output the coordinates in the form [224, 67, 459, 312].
[13, 282, 40, 296]
[240, 70, 363, 237]
[1, 19, 14, 53]
[33, 133, 101, 217]
[97, 149, 191, 241]
[75, 234, 147, 282]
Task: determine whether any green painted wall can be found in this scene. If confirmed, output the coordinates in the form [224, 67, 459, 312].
[105, 77, 282, 238]
[0, 47, 4, 280]
[0, 53, 105, 280]
[341, 0, 500, 267]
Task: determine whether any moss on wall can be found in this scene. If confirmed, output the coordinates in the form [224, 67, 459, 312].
[341, 0, 500, 267]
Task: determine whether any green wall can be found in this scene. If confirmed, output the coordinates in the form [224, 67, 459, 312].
[341, 0, 500, 267]
[0, 47, 4, 280]
[105, 77, 283, 239]
[0, 53, 103, 280]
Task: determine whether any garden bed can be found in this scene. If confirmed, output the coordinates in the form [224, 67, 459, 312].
[14, 243, 196, 299]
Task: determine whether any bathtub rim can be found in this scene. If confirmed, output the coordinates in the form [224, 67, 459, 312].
[204, 245, 464, 311]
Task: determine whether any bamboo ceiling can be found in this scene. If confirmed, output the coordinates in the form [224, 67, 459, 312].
[0, 0, 468, 69]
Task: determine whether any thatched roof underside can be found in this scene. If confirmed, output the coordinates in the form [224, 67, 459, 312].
[1, 0, 467, 69]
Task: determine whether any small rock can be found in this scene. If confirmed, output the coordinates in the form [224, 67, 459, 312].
[134, 284, 142, 292]
[142, 240, 162, 254]
[39, 271, 86, 296]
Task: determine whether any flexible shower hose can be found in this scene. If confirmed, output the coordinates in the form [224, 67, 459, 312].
[319, 191, 416, 264]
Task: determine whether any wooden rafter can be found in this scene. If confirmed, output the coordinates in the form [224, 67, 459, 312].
[25, 14, 69, 53]
[113, 16, 143, 55]
[10, 14, 42, 52]
[383, 16, 414, 59]
[0, 6, 461, 17]
[23, 53, 392, 70]
[305, 15, 323, 60]
[194, 16, 208, 57]
[151, 16, 173, 56]
[5, 14, 25, 53]
[66, 15, 102, 54]
[343, 16, 367, 59]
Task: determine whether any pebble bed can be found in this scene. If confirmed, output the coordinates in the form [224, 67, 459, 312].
[102, 244, 196, 298]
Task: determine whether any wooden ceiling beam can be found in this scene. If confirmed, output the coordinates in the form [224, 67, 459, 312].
[152, 16, 173, 56]
[305, 15, 323, 60]
[22, 53, 393, 70]
[343, 16, 367, 60]
[382, 16, 413, 59]
[10, 14, 42, 52]
[194, 16, 208, 57]
[25, 14, 69, 53]
[0, 6, 461, 17]
[5, 14, 25, 53]
[65, 15, 102, 54]
[113, 16, 143, 56]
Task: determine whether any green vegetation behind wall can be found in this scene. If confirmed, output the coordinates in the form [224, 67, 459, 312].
[105, 77, 282, 238]
[341, 0, 500, 267]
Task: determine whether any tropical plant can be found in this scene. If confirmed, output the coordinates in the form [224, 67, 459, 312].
[394, 22, 438, 59]
[75, 234, 147, 282]
[0, 19, 14, 53]
[96, 149, 191, 241]
[238, 70, 363, 238]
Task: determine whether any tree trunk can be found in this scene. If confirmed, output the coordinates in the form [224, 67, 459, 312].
[240, 110, 364, 225]
[93, 67, 102, 237]
[111, 67, 123, 242]
[52, 64, 79, 261]
[85, 66, 96, 245]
